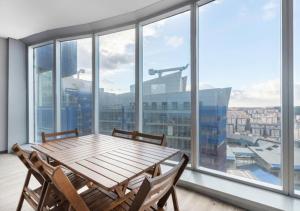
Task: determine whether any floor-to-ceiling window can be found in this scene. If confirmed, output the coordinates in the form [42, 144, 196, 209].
[198, 0, 282, 186]
[142, 11, 191, 157]
[29, 0, 300, 196]
[98, 29, 135, 134]
[60, 37, 93, 135]
[33, 44, 54, 142]
[294, 0, 300, 193]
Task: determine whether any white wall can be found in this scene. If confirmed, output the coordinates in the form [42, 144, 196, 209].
[0, 38, 7, 152]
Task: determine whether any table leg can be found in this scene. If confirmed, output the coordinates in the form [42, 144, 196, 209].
[152, 164, 162, 177]
[115, 183, 128, 198]
[103, 183, 133, 211]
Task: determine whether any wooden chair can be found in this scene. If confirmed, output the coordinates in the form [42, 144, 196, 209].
[41, 129, 79, 165]
[128, 131, 166, 191]
[12, 144, 88, 211]
[41, 128, 79, 143]
[132, 131, 166, 146]
[112, 128, 134, 139]
[12, 144, 62, 211]
[30, 150, 189, 211]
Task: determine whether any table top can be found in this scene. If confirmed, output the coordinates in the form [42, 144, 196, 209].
[32, 134, 179, 191]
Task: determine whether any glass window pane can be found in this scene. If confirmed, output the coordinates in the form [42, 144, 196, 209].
[34, 44, 54, 142]
[198, 0, 282, 186]
[294, 0, 300, 193]
[142, 11, 191, 157]
[60, 38, 93, 135]
[98, 29, 135, 134]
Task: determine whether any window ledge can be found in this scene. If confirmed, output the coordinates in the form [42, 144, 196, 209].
[161, 165, 300, 211]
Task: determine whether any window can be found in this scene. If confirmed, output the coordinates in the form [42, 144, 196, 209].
[294, 0, 300, 193]
[29, 0, 300, 195]
[33, 44, 54, 142]
[198, 0, 282, 186]
[60, 38, 93, 135]
[98, 29, 135, 134]
[142, 11, 191, 156]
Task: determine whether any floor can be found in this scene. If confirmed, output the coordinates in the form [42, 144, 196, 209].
[0, 154, 244, 211]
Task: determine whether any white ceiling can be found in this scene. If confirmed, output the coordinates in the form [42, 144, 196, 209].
[0, 0, 161, 39]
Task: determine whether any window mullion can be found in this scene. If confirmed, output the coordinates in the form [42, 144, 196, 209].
[54, 40, 61, 133]
[135, 24, 143, 132]
[281, 0, 294, 195]
[93, 35, 99, 134]
[191, 3, 199, 169]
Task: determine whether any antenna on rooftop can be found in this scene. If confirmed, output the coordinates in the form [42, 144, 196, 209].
[148, 64, 189, 78]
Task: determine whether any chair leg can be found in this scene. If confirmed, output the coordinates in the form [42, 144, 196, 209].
[171, 186, 179, 211]
[157, 185, 179, 210]
[16, 193, 25, 211]
[17, 170, 32, 211]
[157, 188, 172, 208]
[37, 181, 49, 211]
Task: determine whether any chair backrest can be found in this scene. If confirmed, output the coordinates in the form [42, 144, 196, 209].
[112, 128, 134, 139]
[41, 128, 79, 143]
[12, 144, 32, 169]
[132, 131, 166, 146]
[30, 151, 89, 211]
[130, 154, 189, 211]
[12, 144, 44, 184]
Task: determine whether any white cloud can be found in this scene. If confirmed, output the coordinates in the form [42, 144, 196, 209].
[165, 36, 184, 48]
[143, 19, 166, 37]
[99, 29, 135, 73]
[77, 38, 92, 72]
[262, 0, 278, 21]
[213, 0, 224, 5]
[229, 79, 280, 107]
[238, 6, 248, 18]
[100, 29, 135, 55]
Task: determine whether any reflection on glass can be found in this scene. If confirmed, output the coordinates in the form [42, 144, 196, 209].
[294, 0, 300, 193]
[98, 29, 135, 134]
[142, 11, 191, 157]
[198, 0, 282, 186]
[34, 44, 54, 142]
[60, 38, 93, 135]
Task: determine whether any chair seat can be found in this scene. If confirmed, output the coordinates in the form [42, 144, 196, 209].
[127, 172, 152, 191]
[65, 171, 87, 190]
[113, 193, 136, 211]
[77, 188, 152, 211]
[32, 171, 87, 209]
[24, 185, 62, 210]
[79, 188, 118, 211]
[42, 154, 87, 190]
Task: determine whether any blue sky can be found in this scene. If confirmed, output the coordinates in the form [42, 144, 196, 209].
[198, 0, 281, 107]
[75, 0, 300, 107]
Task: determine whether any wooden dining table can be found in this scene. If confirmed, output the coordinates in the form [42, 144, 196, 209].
[32, 134, 180, 206]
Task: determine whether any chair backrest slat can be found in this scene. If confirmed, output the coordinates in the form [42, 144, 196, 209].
[30, 151, 89, 211]
[130, 154, 189, 211]
[132, 131, 166, 146]
[12, 144, 45, 184]
[12, 144, 31, 168]
[41, 128, 79, 143]
[112, 128, 134, 139]
[52, 167, 89, 211]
